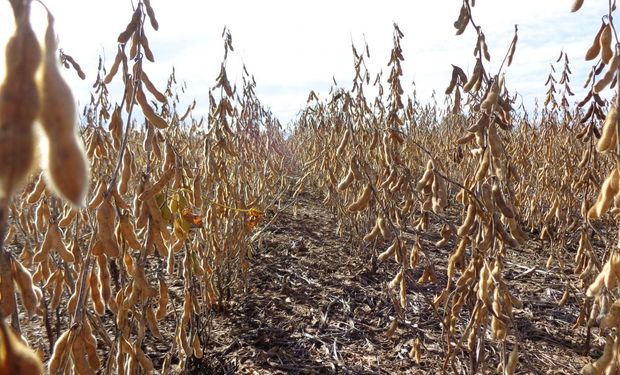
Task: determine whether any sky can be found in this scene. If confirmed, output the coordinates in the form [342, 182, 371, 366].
[0, 0, 609, 126]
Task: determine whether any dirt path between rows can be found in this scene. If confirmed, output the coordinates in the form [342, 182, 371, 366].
[192, 191, 603, 374]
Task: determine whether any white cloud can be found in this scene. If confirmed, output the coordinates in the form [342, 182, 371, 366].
[0, 0, 609, 125]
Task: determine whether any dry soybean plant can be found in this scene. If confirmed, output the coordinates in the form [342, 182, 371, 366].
[3, 0, 620, 373]
[288, 1, 620, 373]
[0, 0, 291, 374]
[290, 3, 526, 370]
[573, 0, 620, 373]
[0, 0, 87, 374]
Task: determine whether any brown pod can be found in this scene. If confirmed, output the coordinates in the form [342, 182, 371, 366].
[378, 215, 392, 239]
[138, 166, 175, 201]
[467, 114, 489, 133]
[488, 124, 505, 159]
[337, 168, 354, 191]
[135, 345, 155, 372]
[76, 236, 92, 264]
[431, 171, 448, 213]
[123, 253, 135, 278]
[118, 149, 133, 195]
[71, 329, 96, 375]
[596, 105, 618, 153]
[452, 86, 461, 114]
[582, 335, 614, 374]
[129, 31, 140, 60]
[58, 206, 77, 228]
[49, 270, 64, 310]
[81, 321, 100, 370]
[141, 70, 166, 103]
[103, 48, 125, 85]
[453, 4, 469, 35]
[381, 167, 398, 189]
[47, 329, 71, 374]
[143, 0, 159, 30]
[151, 226, 169, 258]
[193, 174, 203, 208]
[416, 161, 434, 192]
[588, 168, 620, 219]
[136, 85, 168, 129]
[89, 268, 105, 316]
[335, 128, 351, 157]
[108, 105, 123, 151]
[463, 59, 482, 92]
[586, 23, 605, 60]
[571, 0, 584, 12]
[350, 158, 363, 181]
[146, 306, 163, 339]
[600, 24, 613, 64]
[39, 15, 89, 207]
[96, 196, 120, 257]
[162, 142, 177, 172]
[0, 320, 44, 375]
[117, 6, 142, 44]
[363, 217, 383, 242]
[132, 265, 158, 298]
[12, 259, 39, 314]
[492, 183, 514, 218]
[594, 54, 619, 93]
[479, 33, 491, 61]
[347, 183, 372, 212]
[111, 185, 131, 210]
[87, 179, 106, 210]
[0, 10, 41, 198]
[49, 223, 74, 263]
[435, 224, 452, 247]
[156, 278, 169, 320]
[26, 174, 46, 204]
[145, 198, 170, 240]
[85, 130, 99, 159]
[480, 78, 500, 112]
[507, 30, 518, 67]
[192, 334, 204, 359]
[118, 211, 142, 250]
[378, 239, 399, 262]
[140, 32, 155, 62]
[474, 151, 490, 182]
[457, 204, 476, 237]
[95, 255, 111, 309]
[34, 200, 51, 234]
[445, 72, 457, 95]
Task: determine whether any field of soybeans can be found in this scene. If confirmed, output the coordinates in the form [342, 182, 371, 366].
[3, 0, 620, 374]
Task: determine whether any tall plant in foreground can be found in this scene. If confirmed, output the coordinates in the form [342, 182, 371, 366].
[0, 0, 89, 373]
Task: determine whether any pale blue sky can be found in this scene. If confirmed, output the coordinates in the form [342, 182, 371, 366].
[0, 0, 608, 125]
